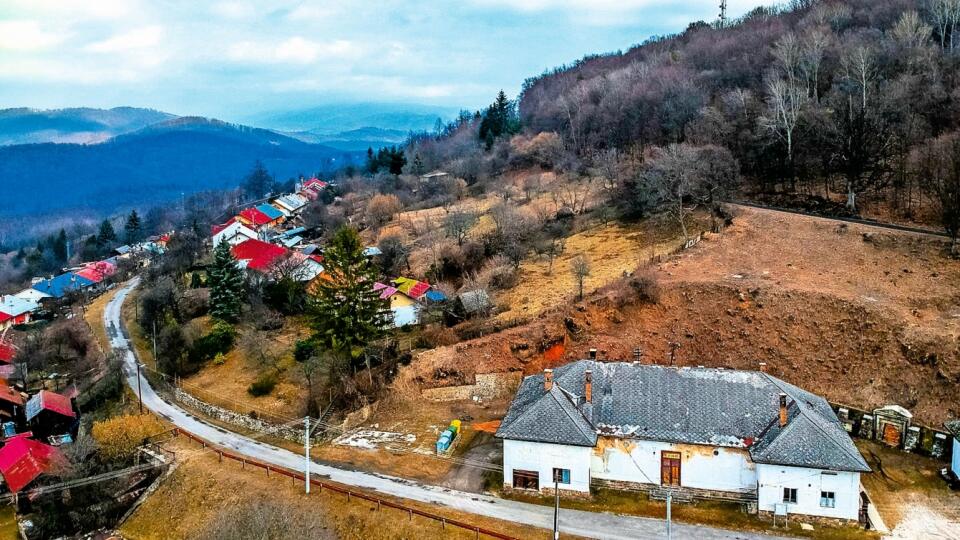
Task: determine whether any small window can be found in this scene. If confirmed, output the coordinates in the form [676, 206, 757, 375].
[820, 491, 836, 508]
[552, 468, 571, 484]
[783, 487, 798, 504]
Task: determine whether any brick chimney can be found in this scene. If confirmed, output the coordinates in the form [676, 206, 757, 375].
[544, 369, 553, 391]
[584, 370, 593, 403]
[778, 393, 788, 427]
[759, 362, 768, 373]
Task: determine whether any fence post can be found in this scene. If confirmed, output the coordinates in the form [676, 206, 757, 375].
[441, 518, 445, 530]
[218, 451, 222, 463]
[347, 491, 351, 502]
[376, 500, 381, 511]
[408, 509, 412, 521]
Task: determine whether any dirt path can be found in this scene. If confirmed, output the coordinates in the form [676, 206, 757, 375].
[440, 432, 502, 493]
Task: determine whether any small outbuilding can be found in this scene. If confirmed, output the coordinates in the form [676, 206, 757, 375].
[0, 435, 66, 493]
[945, 420, 960, 483]
[455, 289, 492, 318]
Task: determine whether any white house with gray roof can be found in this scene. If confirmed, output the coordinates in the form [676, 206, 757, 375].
[496, 360, 870, 521]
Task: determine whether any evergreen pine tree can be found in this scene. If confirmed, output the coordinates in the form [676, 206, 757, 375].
[308, 226, 390, 371]
[208, 241, 246, 322]
[242, 160, 273, 200]
[53, 229, 68, 262]
[97, 219, 117, 247]
[124, 210, 142, 243]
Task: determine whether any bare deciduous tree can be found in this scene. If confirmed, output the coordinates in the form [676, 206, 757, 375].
[443, 208, 477, 246]
[570, 254, 591, 301]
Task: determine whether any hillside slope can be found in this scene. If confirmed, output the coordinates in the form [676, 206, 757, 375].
[407, 206, 960, 425]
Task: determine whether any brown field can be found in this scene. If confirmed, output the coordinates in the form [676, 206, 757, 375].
[121, 439, 558, 540]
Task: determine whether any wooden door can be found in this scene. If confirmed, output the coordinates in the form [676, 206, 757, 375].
[881, 423, 901, 447]
[661, 451, 681, 486]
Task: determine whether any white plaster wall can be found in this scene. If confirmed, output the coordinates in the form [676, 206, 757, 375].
[502, 439, 592, 493]
[757, 464, 860, 520]
[952, 438, 959, 475]
[590, 438, 757, 493]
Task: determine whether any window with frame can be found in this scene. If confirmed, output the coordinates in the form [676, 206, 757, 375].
[820, 491, 836, 508]
[782, 487, 798, 504]
[552, 468, 570, 484]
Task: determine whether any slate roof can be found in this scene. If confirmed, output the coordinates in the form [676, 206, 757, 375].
[945, 420, 960, 438]
[32, 273, 95, 298]
[457, 289, 491, 314]
[497, 361, 869, 472]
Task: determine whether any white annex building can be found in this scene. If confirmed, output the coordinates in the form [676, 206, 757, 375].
[496, 360, 870, 521]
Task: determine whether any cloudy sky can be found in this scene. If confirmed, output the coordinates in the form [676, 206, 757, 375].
[0, 0, 760, 122]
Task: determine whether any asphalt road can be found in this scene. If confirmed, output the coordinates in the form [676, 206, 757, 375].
[106, 278, 785, 540]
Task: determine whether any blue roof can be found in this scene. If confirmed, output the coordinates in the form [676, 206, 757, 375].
[256, 204, 284, 220]
[424, 290, 447, 302]
[32, 273, 95, 298]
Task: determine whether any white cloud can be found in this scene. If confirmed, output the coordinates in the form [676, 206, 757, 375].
[0, 20, 65, 51]
[84, 26, 163, 53]
[210, 1, 257, 19]
[7, 0, 140, 20]
[228, 37, 360, 64]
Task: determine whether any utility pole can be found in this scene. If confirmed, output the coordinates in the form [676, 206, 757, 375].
[718, 0, 728, 28]
[553, 476, 560, 540]
[305, 416, 311, 494]
[152, 320, 157, 364]
[136, 361, 143, 414]
[666, 492, 673, 540]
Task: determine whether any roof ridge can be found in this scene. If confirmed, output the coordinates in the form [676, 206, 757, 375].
[759, 373, 866, 470]
[550, 384, 595, 443]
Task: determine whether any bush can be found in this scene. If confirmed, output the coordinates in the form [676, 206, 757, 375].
[247, 371, 278, 396]
[630, 272, 661, 304]
[293, 339, 318, 363]
[188, 320, 235, 364]
[91, 414, 165, 463]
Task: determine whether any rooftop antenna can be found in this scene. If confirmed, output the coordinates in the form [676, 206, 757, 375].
[718, 0, 728, 28]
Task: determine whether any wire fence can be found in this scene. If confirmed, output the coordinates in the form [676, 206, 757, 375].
[173, 428, 518, 540]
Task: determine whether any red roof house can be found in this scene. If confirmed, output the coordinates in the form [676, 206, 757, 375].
[0, 435, 66, 493]
[237, 208, 274, 229]
[25, 390, 75, 422]
[211, 217, 237, 236]
[231, 239, 288, 272]
[75, 260, 117, 284]
[0, 341, 15, 364]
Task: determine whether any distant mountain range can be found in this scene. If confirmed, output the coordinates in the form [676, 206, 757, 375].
[243, 102, 460, 135]
[0, 107, 175, 145]
[0, 103, 457, 222]
[0, 114, 355, 219]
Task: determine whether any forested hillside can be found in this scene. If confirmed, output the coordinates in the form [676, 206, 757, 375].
[410, 0, 960, 244]
[0, 117, 356, 219]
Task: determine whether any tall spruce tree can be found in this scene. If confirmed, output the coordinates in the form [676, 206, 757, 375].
[97, 219, 117, 247]
[242, 160, 273, 200]
[124, 210, 142, 243]
[208, 241, 246, 322]
[308, 226, 390, 371]
[53, 229, 68, 262]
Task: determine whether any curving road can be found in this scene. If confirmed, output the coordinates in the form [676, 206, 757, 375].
[106, 278, 783, 540]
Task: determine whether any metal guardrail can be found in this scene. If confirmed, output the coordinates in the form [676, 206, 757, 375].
[173, 428, 518, 540]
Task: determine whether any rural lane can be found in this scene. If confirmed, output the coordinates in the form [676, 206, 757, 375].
[105, 278, 784, 540]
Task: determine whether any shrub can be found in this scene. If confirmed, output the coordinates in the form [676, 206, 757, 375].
[293, 339, 318, 363]
[247, 371, 278, 396]
[630, 272, 661, 304]
[188, 320, 235, 364]
[212, 352, 226, 365]
[91, 414, 165, 463]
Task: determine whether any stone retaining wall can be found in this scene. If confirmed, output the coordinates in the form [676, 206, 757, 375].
[421, 372, 522, 402]
[173, 388, 324, 444]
